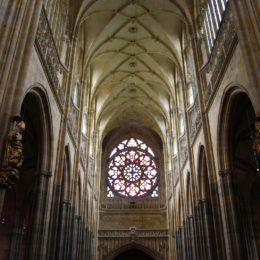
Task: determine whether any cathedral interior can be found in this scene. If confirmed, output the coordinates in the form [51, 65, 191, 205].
[0, 0, 259, 259]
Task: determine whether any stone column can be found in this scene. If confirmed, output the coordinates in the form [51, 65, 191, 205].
[0, 0, 43, 218]
[71, 215, 80, 259]
[46, 183, 62, 259]
[25, 170, 52, 260]
[55, 200, 71, 259]
[67, 205, 75, 259]
[81, 225, 87, 260]
[77, 217, 83, 260]
[197, 200, 207, 260]
[184, 218, 192, 260]
[8, 224, 26, 260]
[219, 169, 243, 260]
[188, 215, 196, 259]
[200, 198, 216, 260]
[193, 204, 202, 260]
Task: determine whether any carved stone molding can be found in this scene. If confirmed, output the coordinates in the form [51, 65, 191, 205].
[189, 97, 201, 142]
[80, 134, 87, 168]
[180, 136, 188, 167]
[173, 157, 179, 185]
[98, 229, 168, 238]
[203, 4, 237, 106]
[35, 8, 66, 108]
[98, 229, 169, 259]
[67, 102, 79, 142]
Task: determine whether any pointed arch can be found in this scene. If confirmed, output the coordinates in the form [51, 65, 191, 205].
[106, 242, 160, 260]
[0, 85, 53, 259]
[197, 145, 209, 200]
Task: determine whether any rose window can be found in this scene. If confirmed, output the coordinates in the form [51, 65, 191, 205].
[107, 138, 158, 197]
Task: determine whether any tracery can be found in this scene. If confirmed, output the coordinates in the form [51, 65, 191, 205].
[107, 138, 158, 198]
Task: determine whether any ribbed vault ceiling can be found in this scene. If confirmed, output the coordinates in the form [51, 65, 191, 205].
[76, 0, 193, 140]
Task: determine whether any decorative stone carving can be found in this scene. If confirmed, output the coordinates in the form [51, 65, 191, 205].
[173, 157, 179, 185]
[168, 171, 173, 198]
[0, 120, 25, 189]
[189, 97, 201, 141]
[35, 8, 66, 106]
[203, 5, 237, 105]
[67, 102, 79, 142]
[180, 136, 188, 166]
[80, 134, 88, 167]
[98, 229, 168, 259]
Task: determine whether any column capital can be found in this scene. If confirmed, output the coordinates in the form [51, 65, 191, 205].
[218, 169, 231, 177]
[37, 170, 52, 178]
[61, 200, 71, 205]
[198, 198, 207, 204]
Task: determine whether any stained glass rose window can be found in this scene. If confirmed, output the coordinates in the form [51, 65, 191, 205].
[107, 138, 158, 197]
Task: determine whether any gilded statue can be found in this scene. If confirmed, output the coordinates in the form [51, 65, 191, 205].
[254, 121, 260, 154]
[0, 120, 25, 189]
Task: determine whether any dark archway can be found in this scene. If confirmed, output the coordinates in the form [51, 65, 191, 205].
[0, 88, 52, 260]
[218, 89, 260, 259]
[197, 145, 218, 259]
[106, 242, 159, 260]
[114, 249, 154, 260]
[228, 93, 260, 258]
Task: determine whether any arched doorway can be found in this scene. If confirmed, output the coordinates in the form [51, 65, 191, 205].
[114, 249, 154, 260]
[218, 90, 260, 259]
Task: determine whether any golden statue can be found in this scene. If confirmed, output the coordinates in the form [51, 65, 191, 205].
[0, 120, 25, 189]
[254, 121, 260, 154]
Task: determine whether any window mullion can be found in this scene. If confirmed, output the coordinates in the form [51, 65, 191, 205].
[203, 21, 212, 53]
[210, 0, 221, 27]
[207, 5, 216, 41]
[205, 12, 214, 48]
[213, 0, 222, 22]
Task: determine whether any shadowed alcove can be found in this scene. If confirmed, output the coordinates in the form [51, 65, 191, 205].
[114, 249, 154, 260]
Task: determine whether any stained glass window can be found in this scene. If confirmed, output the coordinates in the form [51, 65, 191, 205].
[107, 138, 159, 198]
[151, 186, 159, 198]
[107, 186, 114, 198]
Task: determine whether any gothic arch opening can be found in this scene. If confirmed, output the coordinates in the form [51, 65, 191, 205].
[114, 249, 154, 260]
[0, 88, 52, 259]
[219, 90, 260, 258]
[54, 145, 72, 259]
[197, 145, 218, 259]
[106, 242, 159, 260]
[98, 125, 167, 259]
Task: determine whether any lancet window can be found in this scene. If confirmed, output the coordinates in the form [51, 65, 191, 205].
[202, 0, 229, 53]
